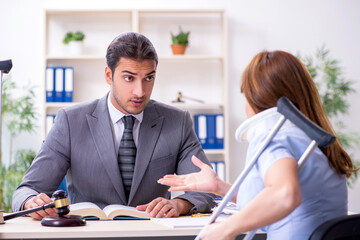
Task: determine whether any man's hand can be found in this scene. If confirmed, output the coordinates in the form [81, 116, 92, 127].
[136, 198, 194, 218]
[24, 193, 57, 220]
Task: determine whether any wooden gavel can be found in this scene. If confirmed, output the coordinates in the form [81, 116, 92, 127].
[2, 190, 69, 222]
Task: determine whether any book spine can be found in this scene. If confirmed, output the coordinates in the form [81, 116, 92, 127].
[55, 67, 64, 102]
[216, 114, 224, 149]
[211, 161, 217, 172]
[45, 67, 55, 102]
[211, 160, 225, 181]
[64, 67, 73, 102]
[216, 161, 225, 181]
[206, 114, 216, 149]
[194, 114, 208, 149]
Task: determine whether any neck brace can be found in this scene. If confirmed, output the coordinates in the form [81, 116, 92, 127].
[235, 107, 294, 143]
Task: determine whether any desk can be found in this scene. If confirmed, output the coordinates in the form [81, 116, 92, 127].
[0, 216, 266, 240]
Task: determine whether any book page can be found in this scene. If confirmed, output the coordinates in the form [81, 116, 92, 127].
[69, 202, 106, 219]
[103, 204, 150, 219]
[70, 202, 100, 211]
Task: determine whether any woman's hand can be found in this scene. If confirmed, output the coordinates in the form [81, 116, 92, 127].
[200, 222, 236, 240]
[158, 155, 229, 196]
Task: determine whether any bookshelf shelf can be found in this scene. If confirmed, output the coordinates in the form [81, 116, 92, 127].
[45, 102, 78, 109]
[170, 103, 223, 110]
[160, 55, 223, 61]
[204, 149, 226, 155]
[45, 102, 224, 111]
[44, 9, 229, 180]
[46, 55, 106, 60]
[46, 55, 223, 61]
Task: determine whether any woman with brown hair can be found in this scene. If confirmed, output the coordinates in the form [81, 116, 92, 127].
[158, 50, 356, 239]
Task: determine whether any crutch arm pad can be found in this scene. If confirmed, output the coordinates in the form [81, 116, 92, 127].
[277, 97, 335, 148]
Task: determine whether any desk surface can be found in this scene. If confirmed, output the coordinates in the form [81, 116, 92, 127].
[0, 216, 266, 240]
[0, 216, 201, 239]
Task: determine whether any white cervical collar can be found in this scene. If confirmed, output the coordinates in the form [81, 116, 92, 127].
[235, 107, 294, 143]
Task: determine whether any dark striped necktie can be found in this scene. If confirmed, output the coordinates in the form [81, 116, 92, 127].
[118, 115, 136, 200]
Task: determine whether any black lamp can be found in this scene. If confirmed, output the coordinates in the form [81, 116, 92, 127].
[0, 59, 12, 168]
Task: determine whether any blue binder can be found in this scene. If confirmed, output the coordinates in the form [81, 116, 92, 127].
[210, 161, 226, 181]
[211, 161, 217, 173]
[46, 114, 55, 135]
[215, 114, 224, 149]
[194, 114, 208, 149]
[64, 67, 73, 102]
[206, 114, 216, 149]
[55, 67, 64, 102]
[216, 161, 225, 181]
[45, 67, 55, 102]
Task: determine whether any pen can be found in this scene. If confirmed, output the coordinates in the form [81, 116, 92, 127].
[191, 213, 212, 217]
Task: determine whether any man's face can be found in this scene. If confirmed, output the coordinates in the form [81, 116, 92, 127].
[105, 58, 156, 115]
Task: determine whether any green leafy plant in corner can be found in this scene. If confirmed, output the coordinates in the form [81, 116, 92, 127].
[299, 45, 360, 187]
[1, 74, 38, 211]
[0, 149, 36, 212]
[171, 26, 190, 46]
[63, 31, 85, 44]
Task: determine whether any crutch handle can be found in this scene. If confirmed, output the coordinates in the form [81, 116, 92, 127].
[0, 59, 12, 73]
[277, 97, 335, 148]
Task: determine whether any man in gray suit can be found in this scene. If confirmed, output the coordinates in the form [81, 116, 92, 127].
[12, 32, 215, 220]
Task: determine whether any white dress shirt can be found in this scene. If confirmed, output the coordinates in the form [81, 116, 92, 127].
[107, 95, 143, 154]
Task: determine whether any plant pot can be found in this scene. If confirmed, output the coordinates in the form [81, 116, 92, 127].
[171, 44, 187, 55]
[68, 41, 83, 55]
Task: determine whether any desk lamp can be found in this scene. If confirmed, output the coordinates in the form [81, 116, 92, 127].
[172, 91, 204, 103]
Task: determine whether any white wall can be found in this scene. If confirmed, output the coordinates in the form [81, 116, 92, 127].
[1, 0, 359, 211]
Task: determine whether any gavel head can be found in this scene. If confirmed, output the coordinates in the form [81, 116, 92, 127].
[52, 190, 70, 216]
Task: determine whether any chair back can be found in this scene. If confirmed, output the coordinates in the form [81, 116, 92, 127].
[309, 214, 360, 240]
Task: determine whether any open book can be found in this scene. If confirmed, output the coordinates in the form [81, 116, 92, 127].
[69, 202, 150, 220]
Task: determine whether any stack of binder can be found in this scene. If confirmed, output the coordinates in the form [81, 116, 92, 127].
[46, 66, 73, 102]
[194, 114, 224, 149]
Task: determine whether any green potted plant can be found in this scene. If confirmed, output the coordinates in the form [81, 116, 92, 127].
[62, 31, 85, 55]
[170, 26, 190, 55]
[299, 46, 359, 187]
[1, 75, 38, 211]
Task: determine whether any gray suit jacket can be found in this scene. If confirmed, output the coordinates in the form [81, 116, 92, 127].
[12, 94, 215, 213]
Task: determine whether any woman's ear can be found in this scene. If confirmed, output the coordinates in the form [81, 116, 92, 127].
[245, 99, 256, 118]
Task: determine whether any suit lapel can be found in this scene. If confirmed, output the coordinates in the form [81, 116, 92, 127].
[87, 95, 127, 204]
[129, 101, 164, 203]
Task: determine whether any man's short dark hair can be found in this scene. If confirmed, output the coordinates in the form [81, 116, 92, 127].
[106, 32, 158, 74]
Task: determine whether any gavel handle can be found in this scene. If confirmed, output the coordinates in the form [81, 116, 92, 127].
[4, 202, 55, 221]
